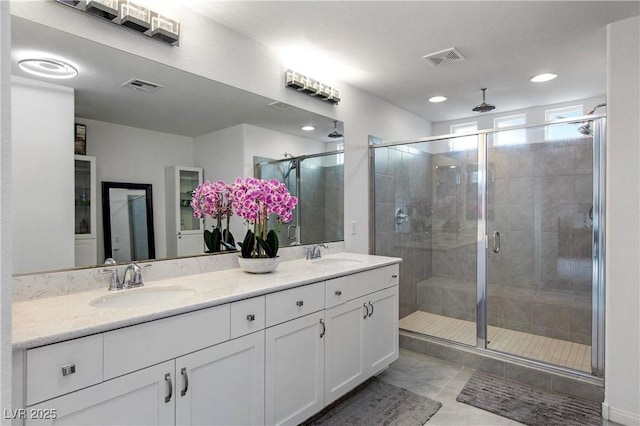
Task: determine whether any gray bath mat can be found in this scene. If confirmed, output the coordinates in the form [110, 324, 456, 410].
[301, 377, 442, 425]
[456, 371, 601, 426]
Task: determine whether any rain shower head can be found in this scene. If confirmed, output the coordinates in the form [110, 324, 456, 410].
[328, 120, 343, 138]
[472, 88, 496, 113]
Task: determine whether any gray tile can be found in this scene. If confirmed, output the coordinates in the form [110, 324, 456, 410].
[509, 177, 535, 204]
[462, 353, 505, 376]
[551, 375, 604, 402]
[532, 302, 570, 330]
[504, 363, 553, 391]
[575, 174, 593, 204]
[539, 176, 575, 204]
[509, 204, 535, 231]
[374, 174, 395, 204]
[537, 146, 575, 176]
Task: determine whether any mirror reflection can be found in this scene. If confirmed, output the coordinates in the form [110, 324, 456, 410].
[11, 16, 344, 275]
[102, 182, 156, 263]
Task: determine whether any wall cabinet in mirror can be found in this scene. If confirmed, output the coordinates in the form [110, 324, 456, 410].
[165, 166, 204, 258]
[74, 155, 97, 267]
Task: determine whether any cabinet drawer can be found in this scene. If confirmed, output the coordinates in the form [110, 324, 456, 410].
[386, 264, 400, 286]
[266, 282, 325, 327]
[26, 334, 103, 406]
[326, 268, 387, 308]
[231, 296, 265, 339]
[104, 304, 230, 379]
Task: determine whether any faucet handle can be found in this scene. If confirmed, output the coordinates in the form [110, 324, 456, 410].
[100, 268, 121, 291]
[133, 264, 152, 286]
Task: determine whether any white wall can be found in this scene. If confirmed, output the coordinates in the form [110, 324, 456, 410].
[10, 0, 433, 255]
[432, 96, 607, 134]
[81, 118, 194, 262]
[12, 76, 74, 274]
[603, 15, 640, 426]
[1, 0, 12, 417]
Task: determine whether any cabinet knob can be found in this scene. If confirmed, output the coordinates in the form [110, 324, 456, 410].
[335, 290, 342, 296]
[61, 364, 76, 377]
[246, 314, 255, 322]
[296, 300, 304, 307]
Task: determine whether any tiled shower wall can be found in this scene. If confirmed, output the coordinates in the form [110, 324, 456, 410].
[373, 134, 594, 345]
[300, 163, 344, 243]
[373, 146, 433, 318]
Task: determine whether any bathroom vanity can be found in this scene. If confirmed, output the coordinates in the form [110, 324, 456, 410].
[11, 253, 400, 426]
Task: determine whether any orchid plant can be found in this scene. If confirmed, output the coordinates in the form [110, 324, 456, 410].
[190, 180, 235, 253]
[230, 177, 298, 258]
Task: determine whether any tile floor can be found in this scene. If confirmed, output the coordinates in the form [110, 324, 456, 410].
[378, 348, 620, 426]
[400, 311, 592, 373]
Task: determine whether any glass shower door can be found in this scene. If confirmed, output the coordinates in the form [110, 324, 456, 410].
[484, 123, 596, 373]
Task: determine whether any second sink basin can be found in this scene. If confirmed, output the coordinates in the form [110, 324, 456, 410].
[90, 286, 197, 309]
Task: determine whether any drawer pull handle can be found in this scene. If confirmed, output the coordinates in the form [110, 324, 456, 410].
[296, 300, 304, 307]
[391, 274, 398, 278]
[335, 290, 342, 296]
[247, 314, 255, 322]
[181, 367, 189, 397]
[368, 301, 375, 318]
[363, 303, 369, 319]
[165, 373, 172, 403]
[320, 319, 326, 338]
[61, 364, 76, 376]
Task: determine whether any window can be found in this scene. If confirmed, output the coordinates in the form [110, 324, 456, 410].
[336, 142, 344, 165]
[493, 114, 526, 146]
[450, 122, 478, 151]
[545, 105, 584, 140]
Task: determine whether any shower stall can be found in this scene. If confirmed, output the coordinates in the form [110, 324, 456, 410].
[370, 117, 605, 377]
[255, 150, 344, 246]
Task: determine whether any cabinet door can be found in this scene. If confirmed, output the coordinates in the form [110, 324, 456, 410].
[26, 361, 174, 426]
[364, 286, 399, 376]
[324, 297, 367, 405]
[175, 332, 265, 426]
[265, 311, 325, 426]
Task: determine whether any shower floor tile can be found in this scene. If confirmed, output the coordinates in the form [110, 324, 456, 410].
[400, 311, 592, 373]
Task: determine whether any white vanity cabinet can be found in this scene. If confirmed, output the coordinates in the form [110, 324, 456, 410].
[323, 265, 399, 405]
[26, 361, 174, 426]
[15, 260, 400, 426]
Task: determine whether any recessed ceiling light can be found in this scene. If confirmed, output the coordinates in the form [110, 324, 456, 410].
[18, 58, 78, 79]
[301, 125, 315, 131]
[429, 96, 448, 103]
[530, 73, 558, 83]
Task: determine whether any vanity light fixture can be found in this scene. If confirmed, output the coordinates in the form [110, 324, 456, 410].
[18, 58, 78, 79]
[301, 125, 315, 131]
[55, 0, 180, 46]
[530, 73, 558, 83]
[285, 69, 341, 105]
[428, 95, 448, 103]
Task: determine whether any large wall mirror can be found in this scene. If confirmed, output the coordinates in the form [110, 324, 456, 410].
[11, 16, 344, 275]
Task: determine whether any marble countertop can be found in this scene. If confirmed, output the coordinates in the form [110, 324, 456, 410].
[13, 253, 401, 350]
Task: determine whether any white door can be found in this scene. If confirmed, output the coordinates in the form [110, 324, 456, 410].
[177, 232, 204, 257]
[324, 297, 367, 404]
[26, 361, 174, 426]
[364, 286, 399, 376]
[265, 311, 325, 426]
[175, 332, 265, 426]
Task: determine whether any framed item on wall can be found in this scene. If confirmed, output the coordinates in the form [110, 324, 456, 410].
[75, 123, 87, 155]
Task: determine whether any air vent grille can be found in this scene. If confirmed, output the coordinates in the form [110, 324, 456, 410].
[122, 78, 163, 92]
[268, 101, 292, 111]
[423, 47, 466, 67]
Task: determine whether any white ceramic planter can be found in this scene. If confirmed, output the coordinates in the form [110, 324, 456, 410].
[237, 256, 281, 274]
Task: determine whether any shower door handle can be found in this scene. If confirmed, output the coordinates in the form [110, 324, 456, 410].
[492, 231, 501, 254]
[287, 225, 297, 240]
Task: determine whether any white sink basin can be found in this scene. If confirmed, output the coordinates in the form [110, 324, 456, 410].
[90, 286, 196, 309]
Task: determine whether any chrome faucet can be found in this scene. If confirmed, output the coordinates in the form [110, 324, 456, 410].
[122, 263, 144, 289]
[306, 244, 328, 260]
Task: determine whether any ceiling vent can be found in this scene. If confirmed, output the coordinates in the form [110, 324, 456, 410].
[423, 47, 466, 67]
[268, 101, 292, 111]
[122, 78, 163, 92]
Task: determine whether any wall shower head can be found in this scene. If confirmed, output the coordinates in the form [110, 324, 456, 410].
[586, 103, 607, 116]
[577, 122, 593, 135]
[472, 88, 496, 113]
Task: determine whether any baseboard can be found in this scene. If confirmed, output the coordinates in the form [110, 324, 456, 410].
[602, 402, 640, 425]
